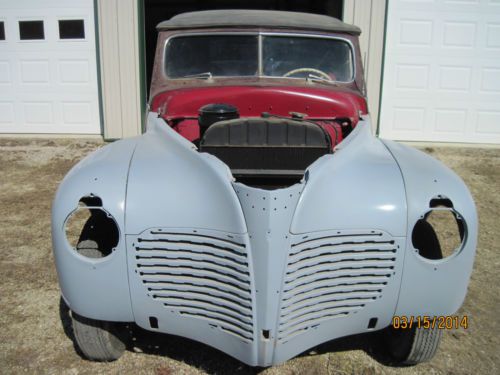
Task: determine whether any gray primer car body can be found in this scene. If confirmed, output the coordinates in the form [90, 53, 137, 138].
[52, 112, 477, 366]
[52, 10, 477, 366]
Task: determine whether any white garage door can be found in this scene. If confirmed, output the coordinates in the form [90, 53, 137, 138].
[0, 0, 100, 134]
[379, 0, 500, 144]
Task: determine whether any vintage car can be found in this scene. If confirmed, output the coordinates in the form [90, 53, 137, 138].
[52, 10, 477, 366]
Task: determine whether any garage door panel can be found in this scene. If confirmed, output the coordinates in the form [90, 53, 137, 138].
[58, 59, 91, 85]
[476, 111, 500, 134]
[0, 0, 100, 134]
[438, 65, 473, 92]
[398, 18, 434, 47]
[20, 59, 50, 85]
[480, 67, 500, 92]
[486, 23, 500, 48]
[380, 0, 500, 143]
[0, 102, 15, 125]
[0, 60, 12, 84]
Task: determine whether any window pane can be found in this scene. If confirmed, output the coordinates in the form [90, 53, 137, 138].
[59, 19, 85, 39]
[19, 20, 44, 40]
[263, 36, 354, 82]
[0, 22, 5, 40]
[165, 35, 258, 78]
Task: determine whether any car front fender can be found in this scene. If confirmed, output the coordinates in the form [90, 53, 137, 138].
[382, 140, 478, 316]
[51, 137, 138, 321]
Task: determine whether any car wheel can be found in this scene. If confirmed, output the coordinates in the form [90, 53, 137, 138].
[384, 325, 442, 365]
[76, 239, 102, 258]
[71, 238, 126, 361]
[384, 217, 443, 365]
[71, 312, 126, 361]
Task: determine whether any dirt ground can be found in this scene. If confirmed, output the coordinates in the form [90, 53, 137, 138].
[0, 138, 499, 375]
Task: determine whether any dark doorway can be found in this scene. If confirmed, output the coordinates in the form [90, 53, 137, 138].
[142, 0, 344, 99]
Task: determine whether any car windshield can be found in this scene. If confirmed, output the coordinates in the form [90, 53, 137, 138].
[165, 35, 259, 78]
[165, 34, 354, 82]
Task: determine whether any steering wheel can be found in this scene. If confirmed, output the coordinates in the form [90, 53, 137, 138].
[283, 67, 331, 80]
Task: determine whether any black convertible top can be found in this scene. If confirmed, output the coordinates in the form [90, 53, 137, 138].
[157, 10, 361, 35]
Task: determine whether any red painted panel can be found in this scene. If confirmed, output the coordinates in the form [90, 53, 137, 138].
[151, 86, 367, 145]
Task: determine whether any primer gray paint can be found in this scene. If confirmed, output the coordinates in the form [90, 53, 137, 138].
[52, 112, 477, 366]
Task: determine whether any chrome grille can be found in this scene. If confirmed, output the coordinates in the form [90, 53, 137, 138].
[135, 229, 253, 342]
[278, 231, 397, 342]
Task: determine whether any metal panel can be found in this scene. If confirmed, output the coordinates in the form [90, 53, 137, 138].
[133, 229, 254, 342]
[379, 0, 500, 143]
[52, 111, 478, 366]
[97, 0, 142, 139]
[382, 139, 478, 315]
[51, 136, 138, 320]
[0, 0, 100, 134]
[278, 230, 398, 342]
[126, 228, 258, 364]
[124, 114, 247, 234]
[290, 116, 407, 237]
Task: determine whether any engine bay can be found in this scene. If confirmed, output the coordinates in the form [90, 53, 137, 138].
[151, 86, 367, 188]
[200, 109, 333, 188]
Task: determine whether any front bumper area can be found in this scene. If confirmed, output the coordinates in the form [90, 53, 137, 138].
[126, 183, 405, 366]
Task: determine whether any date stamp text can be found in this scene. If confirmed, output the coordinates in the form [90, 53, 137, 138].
[392, 315, 469, 329]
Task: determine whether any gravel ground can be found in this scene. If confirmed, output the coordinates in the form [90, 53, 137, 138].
[0, 138, 498, 375]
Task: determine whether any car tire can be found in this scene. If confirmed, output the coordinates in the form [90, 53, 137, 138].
[71, 238, 126, 361]
[384, 325, 443, 365]
[385, 218, 443, 365]
[76, 239, 102, 258]
[71, 312, 126, 361]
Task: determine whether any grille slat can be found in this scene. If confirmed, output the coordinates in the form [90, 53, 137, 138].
[285, 276, 390, 296]
[143, 278, 251, 302]
[141, 233, 246, 253]
[139, 265, 248, 290]
[174, 306, 252, 331]
[152, 289, 252, 312]
[135, 242, 247, 262]
[289, 242, 396, 259]
[179, 311, 253, 341]
[280, 305, 363, 333]
[278, 311, 351, 340]
[282, 297, 376, 320]
[285, 268, 393, 290]
[136, 230, 253, 342]
[138, 260, 250, 281]
[278, 230, 397, 342]
[148, 231, 245, 247]
[141, 271, 250, 292]
[288, 248, 397, 268]
[286, 259, 396, 279]
[143, 275, 251, 295]
[135, 250, 248, 268]
[162, 298, 253, 322]
[282, 289, 382, 310]
[291, 232, 385, 249]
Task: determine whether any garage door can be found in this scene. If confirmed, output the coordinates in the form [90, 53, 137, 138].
[379, 0, 500, 144]
[0, 0, 100, 134]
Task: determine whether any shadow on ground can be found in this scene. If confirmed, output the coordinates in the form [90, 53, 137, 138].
[59, 297, 400, 374]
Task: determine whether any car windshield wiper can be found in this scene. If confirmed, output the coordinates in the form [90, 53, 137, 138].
[306, 74, 337, 86]
[182, 72, 212, 80]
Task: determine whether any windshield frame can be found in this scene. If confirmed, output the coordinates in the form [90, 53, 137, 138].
[162, 31, 356, 84]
